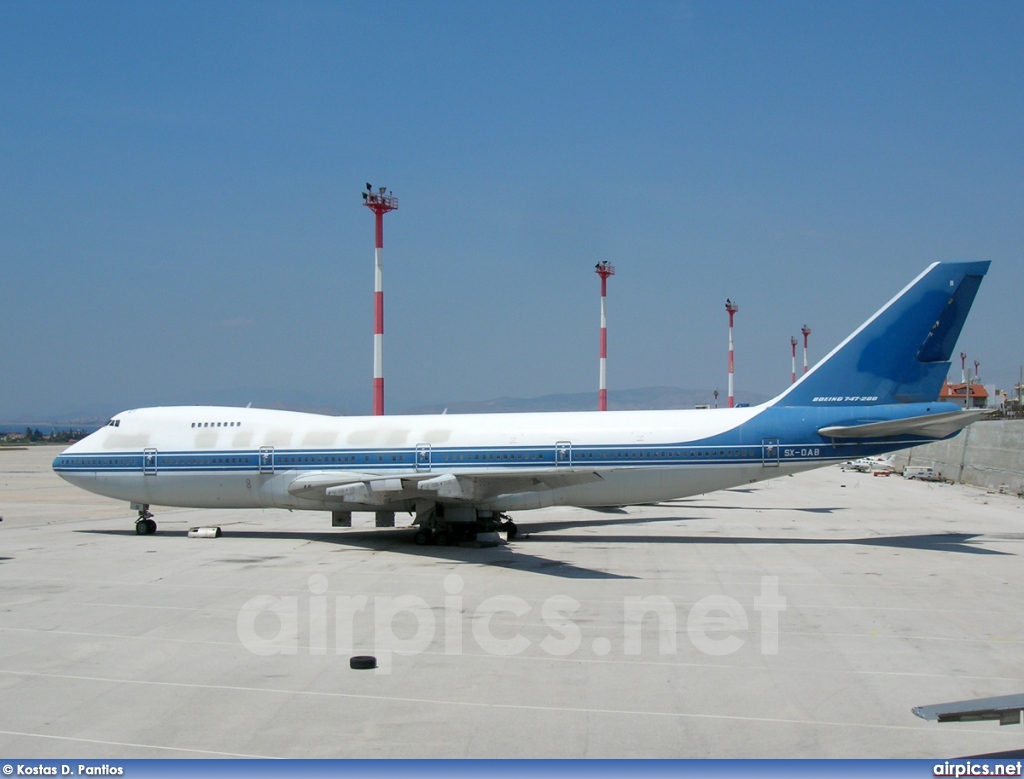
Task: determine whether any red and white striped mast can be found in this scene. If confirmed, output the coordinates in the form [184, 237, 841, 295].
[362, 183, 398, 416]
[790, 336, 798, 384]
[801, 324, 811, 375]
[595, 262, 615, 411]
[725, 299, 738, 408]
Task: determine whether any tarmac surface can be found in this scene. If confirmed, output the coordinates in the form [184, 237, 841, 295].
[1, 445, 1023, 758]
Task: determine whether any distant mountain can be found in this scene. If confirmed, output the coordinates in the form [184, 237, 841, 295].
[401, 386, 771, 415]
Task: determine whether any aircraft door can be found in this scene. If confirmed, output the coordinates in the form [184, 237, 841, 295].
[762, 438, 780, 467]
[555, 441, 572, 466]
[143, 448, 157, 475]
[415, 444, 431, 472]
[259, 446, 275, 474]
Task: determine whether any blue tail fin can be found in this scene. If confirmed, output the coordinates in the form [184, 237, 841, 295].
[772, 261, 990, 408]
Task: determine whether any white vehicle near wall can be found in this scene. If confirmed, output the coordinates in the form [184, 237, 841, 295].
[841, 456, 895, 474]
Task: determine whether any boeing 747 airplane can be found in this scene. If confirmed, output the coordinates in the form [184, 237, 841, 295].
[54, 261, 990, 543]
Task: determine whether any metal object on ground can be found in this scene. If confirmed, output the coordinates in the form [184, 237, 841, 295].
[187, 527, 222, 538]
[913, 693, 1024, 726]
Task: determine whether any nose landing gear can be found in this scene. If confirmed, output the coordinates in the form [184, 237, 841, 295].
[134, 504, 157, 535]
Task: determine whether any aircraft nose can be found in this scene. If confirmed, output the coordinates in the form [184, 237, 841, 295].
[52, 453, 80, 481]
[52, 454, 91, 488]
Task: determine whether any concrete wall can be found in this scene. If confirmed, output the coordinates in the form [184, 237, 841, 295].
[890, 420, 1024, 494]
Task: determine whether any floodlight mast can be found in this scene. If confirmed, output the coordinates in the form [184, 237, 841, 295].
[725, 299, 738, 408]
[801, 324, 811, 375]
[362, 184, 398, 416]
[595, 262, 616, 411]
[791, 336, 798, 384]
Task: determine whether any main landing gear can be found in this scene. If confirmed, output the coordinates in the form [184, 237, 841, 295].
[412, 507, 518, 546]
[134, 504, 157, 535]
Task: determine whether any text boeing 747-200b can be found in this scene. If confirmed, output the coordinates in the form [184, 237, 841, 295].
[54, 261, 991, 545]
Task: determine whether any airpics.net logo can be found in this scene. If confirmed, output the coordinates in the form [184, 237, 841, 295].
[236, 574, 787, 673]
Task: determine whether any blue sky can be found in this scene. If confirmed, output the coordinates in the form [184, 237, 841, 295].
[2, 1, 1021, 419]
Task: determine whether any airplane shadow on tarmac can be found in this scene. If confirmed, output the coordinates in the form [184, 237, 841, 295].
[657, 501, 844, 514]
[76, 523, 642, 579]
[77, 503, 1010, 583]
[510, 512, 1009, 555]
[523, 529, 1010, 556]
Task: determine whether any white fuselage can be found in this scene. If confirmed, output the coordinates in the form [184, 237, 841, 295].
[54, 403, 839, 514]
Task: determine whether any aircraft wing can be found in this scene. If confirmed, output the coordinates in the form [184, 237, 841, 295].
[819, 409, 990, 440]
[287, 467, 608, 506]
[912, 693, 1024, 725]
[287, 470, 431, 502]
[415, 469, 607, 500]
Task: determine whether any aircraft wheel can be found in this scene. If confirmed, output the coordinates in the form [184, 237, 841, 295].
[135, 521, 148, 536]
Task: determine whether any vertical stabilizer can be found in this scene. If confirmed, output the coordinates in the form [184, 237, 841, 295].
[772, 261, 990, 407]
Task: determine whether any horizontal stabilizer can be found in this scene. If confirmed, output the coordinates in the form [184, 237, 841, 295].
[913, 693, 1024, 725]
[819, 409, 989, 440]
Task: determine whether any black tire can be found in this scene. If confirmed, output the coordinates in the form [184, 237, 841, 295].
[413, 529, 429, 546]
[135, 521, 148, 536]
[349, 655, 377, 670]
[145, 519, 157, 535]
[506, 522, 518, 540]
[434, 529, 450, 546]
